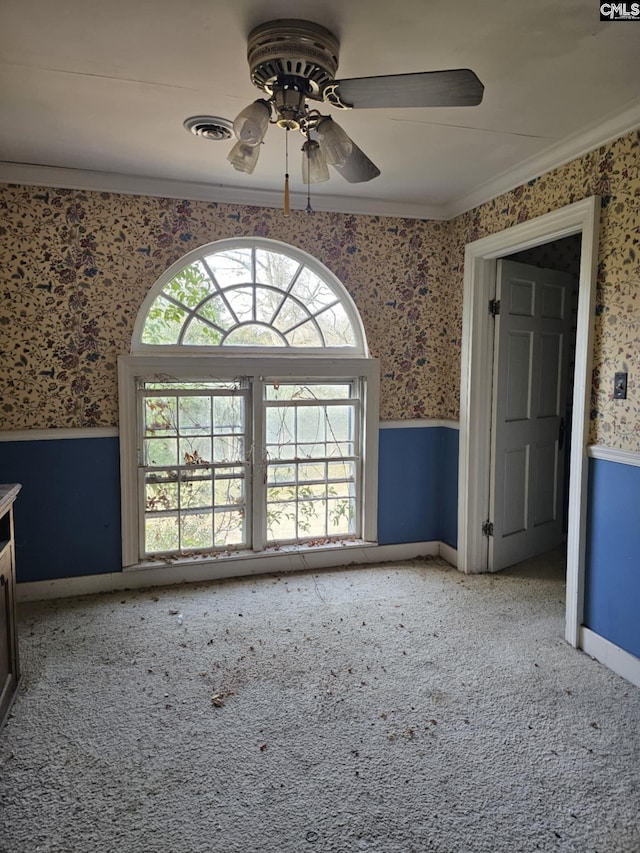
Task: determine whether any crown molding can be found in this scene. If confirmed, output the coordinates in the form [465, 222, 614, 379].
[444, 99, 640, 219]
[0, 162, 447, 221]
[2, 101, 639, 223]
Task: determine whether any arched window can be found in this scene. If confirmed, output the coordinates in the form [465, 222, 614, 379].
[132, 238, 367, 354]
[119, 238, 378, 571]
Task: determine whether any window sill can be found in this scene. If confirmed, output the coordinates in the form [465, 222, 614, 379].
[124, 539, 378, 574]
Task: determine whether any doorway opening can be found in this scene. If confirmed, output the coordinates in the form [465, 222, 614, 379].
[489, 235, 581, 578]
[458, 197, 600, 648]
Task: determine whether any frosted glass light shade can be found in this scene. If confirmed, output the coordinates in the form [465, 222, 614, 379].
[232, 100, 270, 145]
[316, 117, 353, 166]
[302, 140, 329, 183]
[227, 140, 260, 174]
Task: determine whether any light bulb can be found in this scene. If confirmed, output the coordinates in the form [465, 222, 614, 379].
[315, 117, 353, 166]
[227, 140, 260, 174]
[232, 100, 270, 145]
[302, 140, 329, 183]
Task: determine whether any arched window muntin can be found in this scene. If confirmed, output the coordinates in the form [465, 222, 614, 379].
[132, 237, 368, 357]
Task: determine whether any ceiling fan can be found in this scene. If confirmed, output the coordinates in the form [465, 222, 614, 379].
[223, 19, 484, 185]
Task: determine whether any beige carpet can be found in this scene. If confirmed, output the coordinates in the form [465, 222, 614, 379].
[1, 555, 639, 853]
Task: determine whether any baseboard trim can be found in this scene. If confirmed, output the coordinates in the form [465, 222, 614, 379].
[17, 540, 457, 602]
[438, 542, 458, 567]
[580, 626, 640, 688]
[0, 427, 119, 442]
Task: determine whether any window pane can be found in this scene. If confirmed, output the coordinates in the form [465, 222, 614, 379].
[214, 470, 244, 507]
[180, 471, 212, 510]
[197, 294, 236, 330]
[214, 510, 245, 546]
[145, 478, 179, 512]
[178, 396, 212, 434]
[213, 435, 244, 463]
[255, 250, 300, 290]
[146, 515, 179, 553]
[267, 464, 296, 485]
[255, 286, 288, 324]
[266, 495, 296, 541]
[139, 245, 361, 352]
[315, 303, 356, 346]
[290, 268, 337, 312]
[181, 512, 213, 550]
[180, 436, 212, 465]
[144, 397, 177, 435]
[298, 462, 325, 482]
[224, 325, 286, 346]
[182, 318, 223, 346]
[205, 249, 252, 287]
[326, 405, 352, 442]
[298, 500, 325, 537]
[272, 298, 310, 333]
[145, 437, 178, 466]
[141, 296, 186, 345]
[328, 498, 356, 534]
[266, 407, 295, 450]
[298, 406, 325, 444]
[224, 286, 254, 322]
[214, 396, 244, 434]
[265, 383, 352, 401]
[162, 262, 215, 308]
[285, 322, 323, 347]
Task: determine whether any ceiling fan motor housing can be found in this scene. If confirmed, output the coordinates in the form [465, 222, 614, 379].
[247, 19, 340, 98]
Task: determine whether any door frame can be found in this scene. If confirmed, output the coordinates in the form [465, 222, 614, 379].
[458, 196, 600, 647]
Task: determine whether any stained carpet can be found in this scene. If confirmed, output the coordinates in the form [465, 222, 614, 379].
[1, 556, 638, 853]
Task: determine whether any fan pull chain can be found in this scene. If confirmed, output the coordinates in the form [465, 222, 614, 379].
[283, 128, 290, 216]
[305, 126, 313, 214]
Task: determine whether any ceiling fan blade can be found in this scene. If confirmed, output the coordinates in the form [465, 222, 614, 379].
[325, 69, 484, 109]
[331, 141, 381, 183]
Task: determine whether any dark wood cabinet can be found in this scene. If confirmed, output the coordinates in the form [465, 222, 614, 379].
[0, 484, 21, 728]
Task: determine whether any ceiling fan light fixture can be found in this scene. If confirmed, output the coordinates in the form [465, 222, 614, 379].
[302, 139, 329, 183]
[232, 99, 271, 145]
[315, 116, 353, 166]
[227, 139, 261, 174]
[272, 78, 310, 130]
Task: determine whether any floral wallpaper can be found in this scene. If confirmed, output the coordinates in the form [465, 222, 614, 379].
[0, 189, 458, 427]
[455, 130, 640, 451]
[0, 128, 638, 448]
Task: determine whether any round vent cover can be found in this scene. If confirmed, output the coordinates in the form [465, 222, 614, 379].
[183, 116, 233, 141]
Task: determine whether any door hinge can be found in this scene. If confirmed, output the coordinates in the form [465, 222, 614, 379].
[488, 299, 500, 317]
[482, 520, 494, 537]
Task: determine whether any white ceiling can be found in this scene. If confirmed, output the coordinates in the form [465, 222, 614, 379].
[1, 0, 639, 219]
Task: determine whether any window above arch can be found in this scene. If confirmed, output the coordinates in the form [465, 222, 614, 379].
[133, 238, 367, 355]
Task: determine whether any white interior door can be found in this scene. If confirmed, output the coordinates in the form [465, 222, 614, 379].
[489, 259, 573, 571]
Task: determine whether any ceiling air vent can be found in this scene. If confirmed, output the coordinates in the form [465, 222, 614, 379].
[183, 116, 233, 141]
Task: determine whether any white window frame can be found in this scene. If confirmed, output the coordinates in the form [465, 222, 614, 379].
[121, 238, 378, 570]
[131, 237, 368, 357]
[118, 355, 379, 569]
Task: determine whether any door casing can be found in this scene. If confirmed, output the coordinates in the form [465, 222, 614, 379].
[458, 196, 600, 647]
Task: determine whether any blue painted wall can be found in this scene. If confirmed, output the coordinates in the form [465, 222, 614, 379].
[585, 457, 640, 659]
[0, 438, 122, 582]
[377, 426, 458, 547]
[5, 434, 639, 667]
[1, 427, 460, 583]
